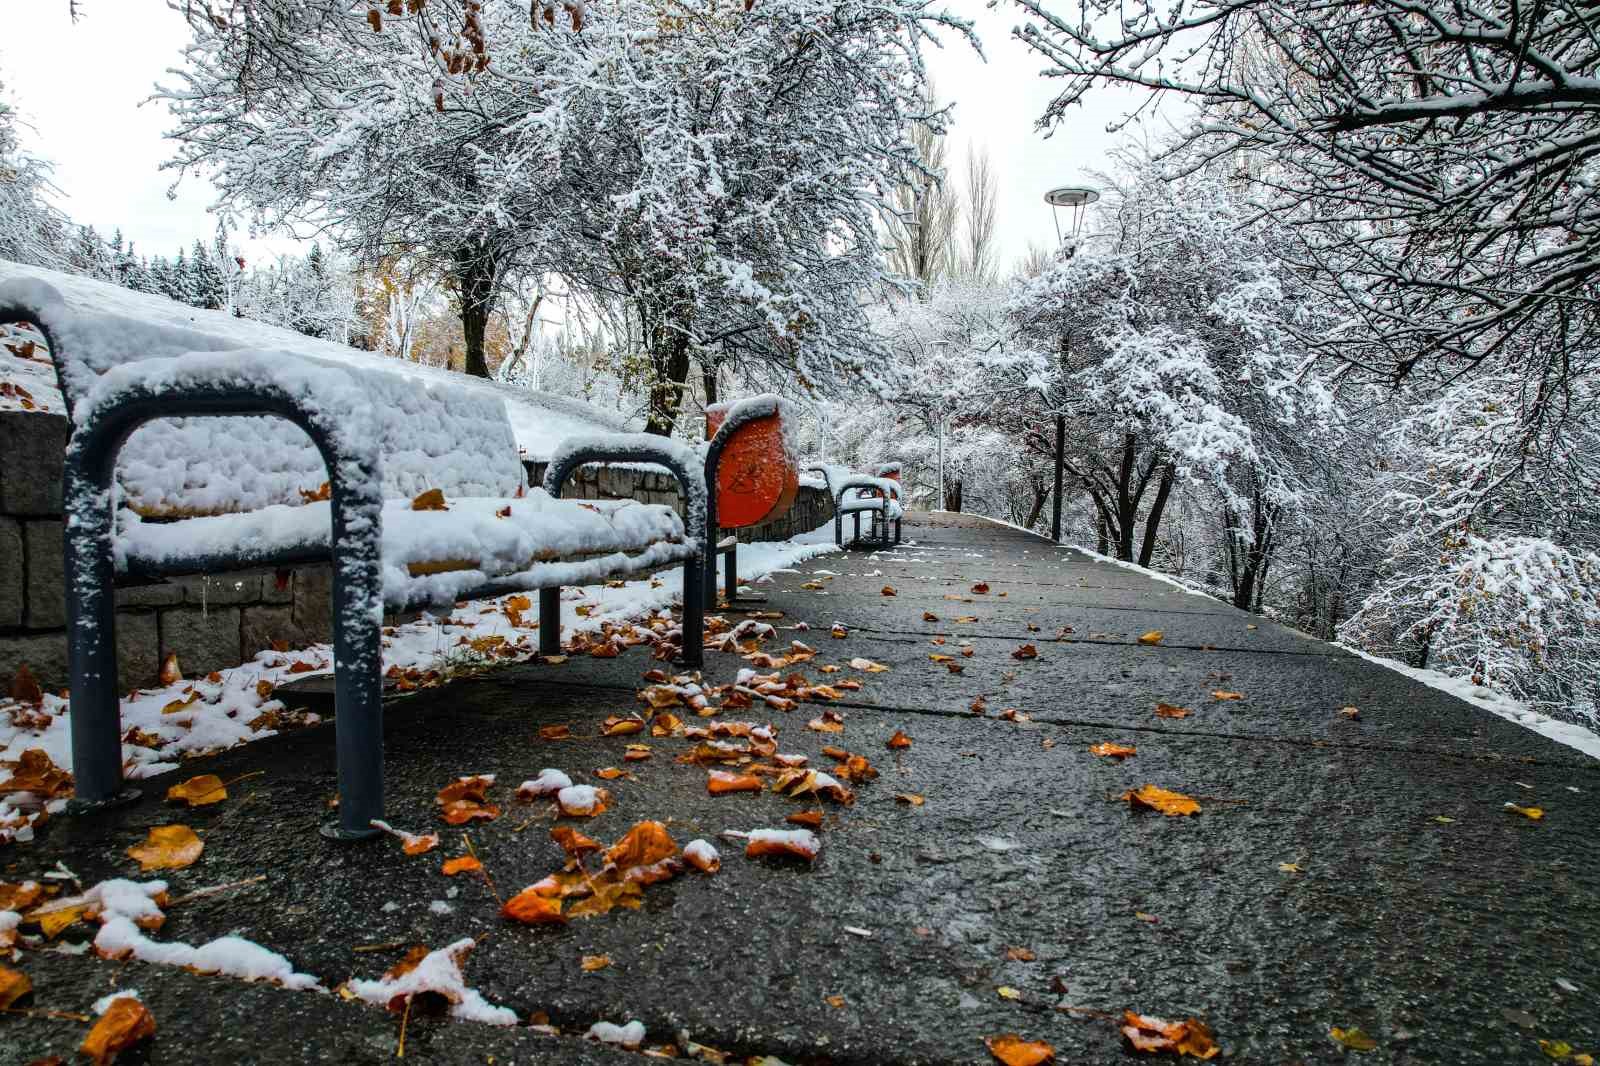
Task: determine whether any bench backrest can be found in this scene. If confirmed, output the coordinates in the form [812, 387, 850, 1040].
[705, 395, 798, 530]
[0, 263, 526, 516]
[806, 463, 900, 506]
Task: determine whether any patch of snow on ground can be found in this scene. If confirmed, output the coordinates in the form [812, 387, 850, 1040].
[1339, 645, 1600, 761]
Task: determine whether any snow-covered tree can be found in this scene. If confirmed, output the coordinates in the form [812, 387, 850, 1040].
[0, 77, 69, 269]
[164, 0, 973, 428]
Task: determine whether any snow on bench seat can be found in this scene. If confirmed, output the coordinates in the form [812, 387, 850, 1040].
[114, 494, 688, 609]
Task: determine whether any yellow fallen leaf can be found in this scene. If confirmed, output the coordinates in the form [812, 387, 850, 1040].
[411, 488, 448, 511]
[1277, 862, 1301, 874]
[0, 964, 31, 1009]
[1122, 785, 1200, 817]
[825, 993, 847, 1009]
[849, 657, 890, 672]
[997, 985, 1022, 1000]
[1089, 742, 1137, 759]
[894, 793, 925, 806]
[1506, 803, 1544, 820]
[1138, 630, 1164, 645]
[581, 954, 612, 972]
[127, 825, 203, 871]
[1330, 1026, 1377, 1051]
[166, 774, 227, 807]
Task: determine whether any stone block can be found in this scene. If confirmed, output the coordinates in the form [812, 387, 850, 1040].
[159, 605, 242, 677]
[115, 580, 185, 609]
[171, 573, 264, 606]
[0, 517, 22, 627]
[0, 411, 68, 516]
[241, 604, 320, 659]
[291, 567, 335, 642]
[262, 569, 296, 605]
[23, 520, 64, 629]
[0, 611, 159, 691]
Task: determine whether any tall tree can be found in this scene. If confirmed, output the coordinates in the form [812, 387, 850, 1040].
[886, 89, 959, 295]
[0, 76, 69, 269]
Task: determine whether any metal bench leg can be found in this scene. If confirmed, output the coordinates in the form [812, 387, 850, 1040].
[724, 542, 738, 604]
[834, 510, 843, 547]
[63, 440, 136, 812]
[324, 480, 386, 841]
[853, 512, 861, 546]
[704, 547, 719, 611]
[538, 587, 562, 656]
[895, 518, 902, 545]
[681, 553, 704, 668]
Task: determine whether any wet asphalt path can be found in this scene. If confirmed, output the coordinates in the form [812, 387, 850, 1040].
[4, 512, 1597, 1065]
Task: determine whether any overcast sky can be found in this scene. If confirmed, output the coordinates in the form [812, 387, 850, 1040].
[2, 1, 1162, 270]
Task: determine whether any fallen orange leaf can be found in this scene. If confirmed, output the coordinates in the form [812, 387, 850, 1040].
[786, 810, 823, 829]
[707, 770, 764, 795]
[1123, 785, 1200, 817]
[501, 887, 567, 925]
[441, 855, 483, 876]
[972, 582, 990, 594]
[1011, 644, 1038, 661]
[601, 714, 645, 737]
[1138, 630, 1164, 645]
[605, 821, 678, 870]
[1211, 690, 1243, 701]
[923, 611, 939, 622]
[746, 828, 819, 862]
[165, 774, 227, 807]
[127, 825, 203, 871]
[0, 749, 74, 798]
[81, 996, 156, 1066]
[1089, 742, 1137, 759]
[1329, 1026, 1377, 1051]
[887, 730, 912, 750]
[435, 775, 500, 825]
[1005, 946, 1036, 962]
[894, 793, 925, 806]
[1121, 1011, 1218, 1059]
[8, 664, 42, 705]
[0, 881, 45, 912]
[985, 1033, 1054, 1065]
[556, 785, 610, 818]
[881, 586, 897, 596]
[411, 488, 448, 511]
[831, 623, 848, 638]
[581, 954, 612, 972]
[550, 825, 602, 858]
[807, 716, 844, 734]
[0, 964, 30, 1009]
[1154, 703, 1192, 719]
[159, 651, 183, 686]
[540, 724, 572, 740]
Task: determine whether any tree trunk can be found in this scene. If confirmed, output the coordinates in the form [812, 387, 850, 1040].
[1137, 464, 1175, 567]
[645, 320, 692, 436]
[949, 478, 963, 513]
[1024, 480, 1050, 530]
[1096, 516, 1109, 555]
[454, 244, 501, 380]
[701, 356, 719, 410]
[1114, 433, 1138, 560]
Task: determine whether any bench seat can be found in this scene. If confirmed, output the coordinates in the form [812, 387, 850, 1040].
[115, 494, 691, 609]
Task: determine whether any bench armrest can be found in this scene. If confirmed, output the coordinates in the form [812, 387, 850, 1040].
[543, 432, 707, 552]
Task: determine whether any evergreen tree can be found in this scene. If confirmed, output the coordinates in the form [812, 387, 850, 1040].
[189, 238, 226, 309]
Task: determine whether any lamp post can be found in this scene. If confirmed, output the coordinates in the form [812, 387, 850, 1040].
[1042, 185, 1098, 542]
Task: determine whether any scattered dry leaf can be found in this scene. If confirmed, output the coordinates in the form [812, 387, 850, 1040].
[1005, 946, 1036, 962]
[831, 623, 849, 639]
[81, 997, 156, 1066]
[159, 652, 183, 686]
[581, 954, 612, 972]
[825, 993, 846, 1009]
[442, 856, 483, 876]
[1211, 690, 1243, 701]
[1011, 644, 1038, 661]
[411, 488, 448, 511]
[601, 714, 646, 737]
[1154, 703, 1192, 719]
[1089, 742, 1137, 759]
[895, 793, 925, 806]
[0, 749, 74, 798]
[8, 665, 42, 705]
[745, 828, 820, 862]
[985, 1033, 1054, 1065]
[972, 582, 990, 594]
[887, 730, 912, 750]
[881, 586, 897, 596]
[501, 888, 566, 925]
[1123, 785, 1200, 817]
[166, 774, 227, 807]
[1329, 1027, 1377, 1052]
[1121, 1012, 1218, 1059]
[127, 825, 203, 871]
[922, 611, 939, 622]
[849, 657, 890, 673]
[707, 770, 764, 795]
[435, 775, 500, 825]
[540, 724, 572, 741]
[786, 810, 823, 829]
[1137, 630, 1164, 645]
[997, 986, 1022, 1000]
[1337, 706, 1362, 720]
[0, 964, 31, 1009]
[1506, 803, 1544, 820]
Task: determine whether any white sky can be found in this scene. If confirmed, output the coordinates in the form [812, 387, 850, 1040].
[1, 1, 1164, 270]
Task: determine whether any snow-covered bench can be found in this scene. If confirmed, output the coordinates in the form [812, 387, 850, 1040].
[0, 274, 704, 841]
[701, 394, 800, 609]
[809, 463, 903, 549]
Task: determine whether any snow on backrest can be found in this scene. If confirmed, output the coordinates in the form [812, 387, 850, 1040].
[0, 264, 525, 515]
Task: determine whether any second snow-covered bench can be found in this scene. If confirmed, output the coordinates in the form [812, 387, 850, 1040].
[0, 271, 704, 842]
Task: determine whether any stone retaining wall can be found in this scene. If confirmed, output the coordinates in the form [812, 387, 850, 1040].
[0, 411, 832, 690]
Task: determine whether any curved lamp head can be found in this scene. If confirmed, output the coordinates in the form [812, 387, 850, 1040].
[1044, 185, 1100, 245]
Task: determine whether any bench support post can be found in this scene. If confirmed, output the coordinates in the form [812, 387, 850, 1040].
[58, 379, 387, 842]
[538, 587, 562, 657]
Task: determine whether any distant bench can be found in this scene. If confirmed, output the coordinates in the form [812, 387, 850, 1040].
[809, 462, 903, 549]
[0, 273, 705, 842]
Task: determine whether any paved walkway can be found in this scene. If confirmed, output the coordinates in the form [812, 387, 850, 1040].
[7, 513, 1598, 1064]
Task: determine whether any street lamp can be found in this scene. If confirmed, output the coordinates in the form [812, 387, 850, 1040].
[1042, 185, 1097, 542]
[1043, 186, 1100, 246]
